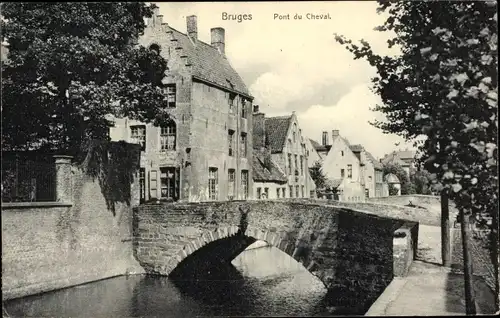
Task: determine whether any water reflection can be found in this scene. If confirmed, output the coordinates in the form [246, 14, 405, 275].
[5, 244, 345, 317]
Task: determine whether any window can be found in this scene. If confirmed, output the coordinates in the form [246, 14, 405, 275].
[289, 186, 293, 198]
[228, 169, 235, 200]
[294, 155, 298, 175]
[160, 121, 176, 151]
[296, 185, 299, 198]
[300, 155, 304, 176]
[229, 93, 236, 113]
[240, 133, 247, 157]
[130, 125, 146, 151]
[277, 188, 281, 198]
[241, 100, 247, 118]
[149, 43, 160, 55]
[139, 168, 146, 203]
[160, 167, 176, 200]
[208, 168, 218, 200]
[241, 170, 248, 199]
[288, 154, 292, 175]
[310, 190, 315, 198]
[228, 130, 235, 156]
[264, 187, 269, 199]
[150, 170, 157, 198]
[347, 164, 353, 179]
[341, 169, 345, 178]
[341, 150, 344, 156]
[257, 187, 262, 199]
[282, 188, 286, 198]
[301, 185, 305, 198]
[164, 84, 176, 108]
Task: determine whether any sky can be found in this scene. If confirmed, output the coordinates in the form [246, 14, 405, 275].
[156, 1, 417, 159]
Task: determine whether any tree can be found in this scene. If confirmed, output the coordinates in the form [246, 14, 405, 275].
[411, 169, 433, 195]
[1, 3, 170, 159]
[388, 183, 399, 196]
[382, 162, 413, 194]
[310, 160, 328, 190]
[335, 1, 498, 314]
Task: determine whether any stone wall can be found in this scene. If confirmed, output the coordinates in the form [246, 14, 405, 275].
[134, 199, 418, 312]
[2, 150, 143, 300]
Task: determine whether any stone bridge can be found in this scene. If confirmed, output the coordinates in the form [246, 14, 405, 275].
[133, 199, 419, 311]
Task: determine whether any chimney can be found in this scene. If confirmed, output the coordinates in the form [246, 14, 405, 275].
[253, 105, 260, 113]
[211, 27, 225, 54]
[252, 112, 266, 150]
[186, 15, 197, 41]
[332, 130, 339, 141]
[322, 131, 328, 146]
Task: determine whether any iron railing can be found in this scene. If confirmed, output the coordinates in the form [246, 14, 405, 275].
[1, 159, 56, 202]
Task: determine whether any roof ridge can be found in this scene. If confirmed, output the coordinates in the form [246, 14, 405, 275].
[169, 26, 215, 50]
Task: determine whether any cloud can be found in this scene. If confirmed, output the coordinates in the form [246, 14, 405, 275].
[295, 84, 412, 159]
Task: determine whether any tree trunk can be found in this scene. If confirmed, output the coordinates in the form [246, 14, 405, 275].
[441, 191, 451, 267]
[460, 209, 477, 315]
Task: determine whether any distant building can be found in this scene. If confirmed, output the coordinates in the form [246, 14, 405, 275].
[349, 144, 386, 198]
[305, 138, 323, 168]
[381, 149, 417, 177]
[252, 107, 315, 199]
[385, 173, 401, 196]
[311, 130, 365, 202]
[110, 12, 254, 202]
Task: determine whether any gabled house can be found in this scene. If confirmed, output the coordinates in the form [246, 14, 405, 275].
[381, 149, 417, 177]
[110, 12, 254, 202]
[252, 107, 315, 199]
[311, 130, 365, 202]
[305, 138, 323, 167]
[252, 148, 288, 199]
[349, 144, 386, 198]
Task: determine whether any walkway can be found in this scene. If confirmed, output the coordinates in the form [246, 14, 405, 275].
[367, 225, 498, 315]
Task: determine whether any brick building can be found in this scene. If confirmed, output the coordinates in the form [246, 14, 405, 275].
[110, 11, 254, 202]
[252, 107, 316, 199]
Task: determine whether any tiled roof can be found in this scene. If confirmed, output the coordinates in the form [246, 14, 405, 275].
[170, 28, 250, 96]
[264, 116, 292, 153]
[381, 153, 408, 166]
[309, 138, 330, 152]
[252, 153, 287, 183]
[385, 173, 400, 183]
[365, 150, 383, 170]
[325, 178, 343, 189]
[382, 150, 416, 164]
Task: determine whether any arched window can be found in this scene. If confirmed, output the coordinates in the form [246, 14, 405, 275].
[149, 43, 161, 55]
[160, 120, 176, 151]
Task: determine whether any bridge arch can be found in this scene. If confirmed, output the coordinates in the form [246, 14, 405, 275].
[166, 225, 324, 286]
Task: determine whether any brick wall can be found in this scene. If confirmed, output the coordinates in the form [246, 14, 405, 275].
[2, 155, 143, 300]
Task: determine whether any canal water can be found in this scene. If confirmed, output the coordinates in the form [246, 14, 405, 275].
[4, 244, 356, 317]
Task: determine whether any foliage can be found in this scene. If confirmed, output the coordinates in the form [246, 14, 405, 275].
[410, 169, 434, 195]
[1, 3, 170, 155]
[388, 183, 399, 196]
[310, 160, 328, 190]
[335, 0, 498, 307]
[382, 162, 412, 194]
